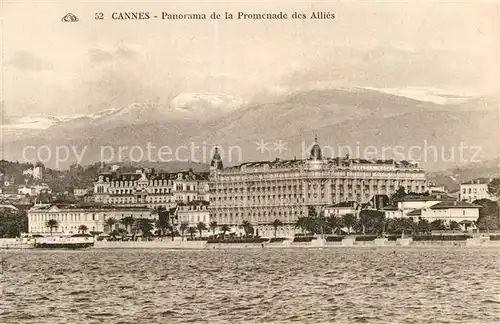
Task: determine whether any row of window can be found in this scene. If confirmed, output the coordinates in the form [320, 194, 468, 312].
[30, 213, 97, 222]
[214, 182, 425, 193]
[219, 172, 426, 182]
[30, 225, 97, 232]
[107, 195, 207, 204]
[30, 213, 149, 222]
[179, 215, 209, 223]
[462, 188, 487, 194]
[214, 214, 297, 224]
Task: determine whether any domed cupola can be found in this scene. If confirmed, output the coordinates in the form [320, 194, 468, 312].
[210, 146, 223, 170]
[309, 135, 322, 160]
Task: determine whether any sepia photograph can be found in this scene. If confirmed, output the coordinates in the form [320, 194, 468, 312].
[0, 0, 499, 323]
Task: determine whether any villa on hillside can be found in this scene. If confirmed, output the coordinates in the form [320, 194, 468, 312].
[459, 178, 496, 203]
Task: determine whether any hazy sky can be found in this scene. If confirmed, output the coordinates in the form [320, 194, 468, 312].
[1, 0, 498, 116]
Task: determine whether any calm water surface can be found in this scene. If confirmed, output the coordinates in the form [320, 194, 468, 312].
[1, 248, 499, 324]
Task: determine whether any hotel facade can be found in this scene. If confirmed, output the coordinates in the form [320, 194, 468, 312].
[209, 138, 428, 237]
[93, 168, 210, 210]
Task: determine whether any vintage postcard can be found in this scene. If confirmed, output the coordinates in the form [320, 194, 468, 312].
[0, 0, 499, 323]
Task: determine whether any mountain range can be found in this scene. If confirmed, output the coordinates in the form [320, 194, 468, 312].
[1, 88, 497, 171]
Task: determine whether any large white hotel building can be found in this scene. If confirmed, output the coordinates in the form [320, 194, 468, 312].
[208, 138, 428, 237]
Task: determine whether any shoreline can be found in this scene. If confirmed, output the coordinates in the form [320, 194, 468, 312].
[2, 238, 499, 250]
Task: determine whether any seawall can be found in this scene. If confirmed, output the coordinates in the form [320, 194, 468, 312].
[2, 237, 500, 250]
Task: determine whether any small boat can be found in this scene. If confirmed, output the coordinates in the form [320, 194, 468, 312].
[33, 234, 94, 249]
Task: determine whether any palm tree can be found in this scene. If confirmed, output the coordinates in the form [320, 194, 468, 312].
[120, 216, 135, 234]
[316, 212, 327, 237]
[326, 215, 341, 235]
[219, 224, 230, 239]
[240, 220, 252, 237]
[117, 228, 127, 239]
[449, 220, 461, 231]
[105, 217, 118, 233]
[209, 221, 218, 237]
[155, 215, 170, 239]
[46, 219, 58, 236]
[137, 218, 154, 239]
[385, 218, 400, 234]
[179, 222, 189, 241]
[109, 229, 120, 240]
[187, 226, 197, 240]
[358, 209, 385, 235]
[430, 219, 446, 231]
[341, 213, 357, 234]
[196, 222, 207, 238]
[271, 219, 283, 238]
[166, 224, 176, 241]
[89, 231, 102, 238]
[294, 216, 309, 234]
[78, 224, 88, 234]
[417, 217, 431, 234]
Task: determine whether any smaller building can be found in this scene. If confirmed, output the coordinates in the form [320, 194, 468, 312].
[17, 183, 51, 196]
[22, 163, 44, 180]
[28, 204, 154, 235]
[1, 186, 26, 200]
[459, 178, 495, 203]
[392, 194, 456, 218]
[428, 184, 448, 194]
[0, 200, 18, 211]
[324, 201, 360, 218]
[407, 201, 479, 231]
[383, 194, 480, 231]
[74, 188, 90, 197]
[18, 186, 32, 196]
[383, 205, 399, 219]
[176, 200, 211, 228]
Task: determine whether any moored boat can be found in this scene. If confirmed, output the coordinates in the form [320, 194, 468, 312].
[33, 234, 94, 249]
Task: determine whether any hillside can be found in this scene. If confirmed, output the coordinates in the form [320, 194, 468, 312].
[428, 158, 500, 191]
[2, 87, 497, 170]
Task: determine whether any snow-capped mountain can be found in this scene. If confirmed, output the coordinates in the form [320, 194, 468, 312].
[171, 93, 246, 115]
[360, 86, 474, 105]
[1, 93, 246, 134]
[2, 87, 496, 171]
[1, 115, 76, 130]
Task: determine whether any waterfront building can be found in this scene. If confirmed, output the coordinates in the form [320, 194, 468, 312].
[209, 138, 428, 237]
[459, 178, 495, 203]
[382, 194, 480, 230]
[176, 200, 211, 228]
[406, 201, 479, 231]
[27, 204, 153, 235]
[324, 201, 360, 218]
[387, 194, 456, 218]
[93, 168, 209, 209]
